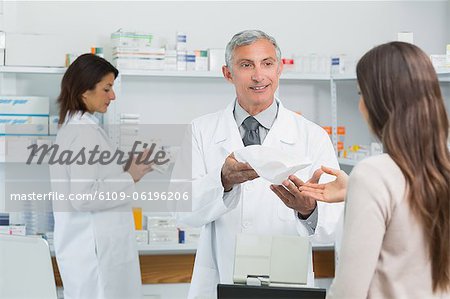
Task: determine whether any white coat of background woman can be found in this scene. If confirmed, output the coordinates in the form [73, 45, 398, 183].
[50, 53, 152, 299]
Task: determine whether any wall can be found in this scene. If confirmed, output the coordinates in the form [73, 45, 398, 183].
[1, 1, 447, 144]
[0, 1, 449, 200]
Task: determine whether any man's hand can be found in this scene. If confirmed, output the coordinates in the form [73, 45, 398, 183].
[270, 169, 323, 218]
[221, 153, 259, 192]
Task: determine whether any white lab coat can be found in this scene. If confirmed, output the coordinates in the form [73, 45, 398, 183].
[50, 112, 142, 299]
[177, 99, 344, 299]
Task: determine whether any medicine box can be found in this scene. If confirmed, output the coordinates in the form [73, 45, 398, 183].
[0, 96, 49, 115]
[0, 225, 26, 236]
[111, 31, 153, 48]
[208, 48, 225, 71]
[49, 115, 59, 135]
[0, 115, 49, 135]
[135, 230, 149, 245]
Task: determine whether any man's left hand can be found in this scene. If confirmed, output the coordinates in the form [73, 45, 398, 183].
[270, 169, 322, 218]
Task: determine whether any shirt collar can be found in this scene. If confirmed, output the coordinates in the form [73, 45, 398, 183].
[233, 98, 278, 129]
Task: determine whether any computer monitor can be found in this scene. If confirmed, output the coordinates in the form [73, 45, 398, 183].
[0, 234, 57, 299]
[217, 284, 326, 299]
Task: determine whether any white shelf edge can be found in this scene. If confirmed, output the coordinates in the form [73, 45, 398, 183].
[138, 243, 197, 255]
[281, 72, 331, 80]
[0, 66, 66, 74]
[338, 158, 359, 166]
[49, 242, 333, 256]
[119, 69, 224, 78]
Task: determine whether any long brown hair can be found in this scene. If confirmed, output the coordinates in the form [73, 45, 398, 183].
[57, 53, 118, 124]
[357, 41, 450, 293]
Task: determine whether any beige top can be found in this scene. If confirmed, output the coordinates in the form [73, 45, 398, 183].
[327, 154, 449, 299]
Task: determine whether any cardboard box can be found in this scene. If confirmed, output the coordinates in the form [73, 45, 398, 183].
[0, 96, 49, 115]
[0, 115, 49, 135]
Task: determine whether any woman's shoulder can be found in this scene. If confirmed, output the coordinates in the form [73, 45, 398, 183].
[350, 153, 404, 193]
[353, 154, 399, 176]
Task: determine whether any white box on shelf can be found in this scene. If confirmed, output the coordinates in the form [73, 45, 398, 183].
[430, 55, 447, 70]
[397, 32, 414, 44]
[182, 227, 201, 244]
[111, 31, 153, 49]
[208, 48, 225, 71]
[147, 216, 177, 230]
[49, 115, 59, 135]
[0, 115, 49, 135]
[0, 49, 4, 66]
[370, 142, 383, 156]
[135, 230, 149, 245]
[148, 228, 178, 244]
[0, 225, 26, 236]
[0, 96, 49, 115]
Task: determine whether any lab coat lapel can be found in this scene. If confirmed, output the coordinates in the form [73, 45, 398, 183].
[214, 100, 244, 155]
[263, 100, 298, 149]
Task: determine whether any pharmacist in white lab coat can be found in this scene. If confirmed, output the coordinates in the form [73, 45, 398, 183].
[176, 30, 344, 299]
[50, 54, 151, 299]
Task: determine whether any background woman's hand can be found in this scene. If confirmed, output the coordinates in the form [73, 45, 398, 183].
[126, 149, 153, 182]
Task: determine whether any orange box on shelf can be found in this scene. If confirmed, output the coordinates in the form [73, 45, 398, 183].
[132, 207, 143, 230]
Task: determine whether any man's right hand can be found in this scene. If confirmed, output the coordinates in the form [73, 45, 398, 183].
[221, 153, 259, 192]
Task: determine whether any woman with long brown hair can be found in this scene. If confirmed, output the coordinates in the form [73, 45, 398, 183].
[302, 42, 450, 298]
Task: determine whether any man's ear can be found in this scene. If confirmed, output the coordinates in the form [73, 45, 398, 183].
[222, 65, 233, 83]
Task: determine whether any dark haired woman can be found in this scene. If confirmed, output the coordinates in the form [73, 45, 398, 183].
[51, 53, 151, 299]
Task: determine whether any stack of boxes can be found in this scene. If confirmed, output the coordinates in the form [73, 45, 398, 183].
[0, 213, 26, 236]
[111, 30, 225, 72]
[430, 44, 450, 71]
[147, 215, 179, 244]
[112, 30, 165, 71]
[0, 96, 49, 136]
[131, 212, 201, 246]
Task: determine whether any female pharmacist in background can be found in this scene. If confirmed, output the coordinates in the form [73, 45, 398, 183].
[301, 42, 450, 298]
[50, 54, 151, 299]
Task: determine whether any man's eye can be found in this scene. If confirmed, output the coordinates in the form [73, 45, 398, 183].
[241, 63, 252, 68]
[104, 89, 111, 92]
[264, 61, 274, 66]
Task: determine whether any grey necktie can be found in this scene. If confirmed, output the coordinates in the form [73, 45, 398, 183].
[242, 116, 261, 146]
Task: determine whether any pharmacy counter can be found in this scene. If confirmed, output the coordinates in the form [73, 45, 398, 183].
[51, 243, 335, 286]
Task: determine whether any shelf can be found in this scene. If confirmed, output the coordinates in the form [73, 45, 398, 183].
[138, 243, 197, 255]
[281, 72, 331, 80]
[0, 66, 448, 82]
[119, 69, 334, 80]
[138, 242, 334, 255]
[338, 158, 359, 166]
[119, 69, 223, 78]
[331, 73, 356, 80]
[436, 69, 450, 82]
[0, 66, 66, 74]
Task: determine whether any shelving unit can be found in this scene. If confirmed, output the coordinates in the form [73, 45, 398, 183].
[1, 66, 449, 163]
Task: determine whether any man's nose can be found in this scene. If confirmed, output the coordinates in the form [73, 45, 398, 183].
[251, 65, 264, 82]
